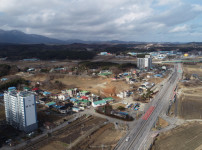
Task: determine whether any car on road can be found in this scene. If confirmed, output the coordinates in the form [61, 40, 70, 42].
[125, 136, 130, 142]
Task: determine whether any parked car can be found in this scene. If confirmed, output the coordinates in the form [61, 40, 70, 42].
[125, 136, 130, 142]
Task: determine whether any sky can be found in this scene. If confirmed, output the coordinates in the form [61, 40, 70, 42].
[0, 0, 202, 42]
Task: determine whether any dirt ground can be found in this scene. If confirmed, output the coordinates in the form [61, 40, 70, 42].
[155, 117, 169, 129]
[0, 105, 5, 121]
[55, 76, 131, 96]
[39, 141, 67, 150]
[26, 73, 131, 96]
[73, 123, 126, 150]
[112, 103, 126, 110]
[152, 122, 202, 150]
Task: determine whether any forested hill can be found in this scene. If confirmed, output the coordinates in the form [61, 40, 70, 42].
[0, 44, 96, 60]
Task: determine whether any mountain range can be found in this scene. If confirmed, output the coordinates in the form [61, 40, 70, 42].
[0, 29, 195, 45]
[0, 29, 145, 44]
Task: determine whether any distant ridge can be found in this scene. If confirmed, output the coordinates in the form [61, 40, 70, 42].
[0, 29, 197, 45]
[0, 29, 142, 44]
[0, 29, 64, 44]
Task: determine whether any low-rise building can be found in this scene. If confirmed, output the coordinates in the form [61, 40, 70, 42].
[75, 100, 91, 106]
[45, 102, 56, 107]
[102, 97, 114, 103]
[92, 100, 106, 107]
[80, 91, 90, 96]
[58, 94, 69, 101]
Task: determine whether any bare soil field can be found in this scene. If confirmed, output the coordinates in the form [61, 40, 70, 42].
[73, 123, 126, 150]
[177, 63, 202, 119]
[56, 76, 131, 96]
[39, 141, 67, 150]
[21, 116, 107, 150]
[152, 122, 202, 150]
[183, 63, 202, 76]
[179, 94, 202, 119]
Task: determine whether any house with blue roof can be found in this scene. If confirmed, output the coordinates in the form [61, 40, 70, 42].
[43, 91, 51, 96]
[70, 98, 78, 102]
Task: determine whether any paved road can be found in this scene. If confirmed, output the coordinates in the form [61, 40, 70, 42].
[115, 63, 182, 150]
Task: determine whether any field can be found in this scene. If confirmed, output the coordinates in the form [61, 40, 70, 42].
[73, 123, 126, 150]
[152, 122, 202, 150]
[21, 115, 125, 150]
[21, 115, 107, 150]
[179, 93, 202, 119]
[176, 63, 202, 119]
[183, 63, 202, 76]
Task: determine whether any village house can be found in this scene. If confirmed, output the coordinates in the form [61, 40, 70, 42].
[92, 100, 107, 107]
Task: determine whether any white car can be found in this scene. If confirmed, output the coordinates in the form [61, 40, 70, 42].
[125, 137, 130, 142]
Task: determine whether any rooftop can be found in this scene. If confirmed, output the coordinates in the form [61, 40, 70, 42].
[75, 100, 90, 104]
[93, 100, 106, 105]
[19, 91, 34, 97]
[6, 90, 34, 97]
[103, 97, 114, 101]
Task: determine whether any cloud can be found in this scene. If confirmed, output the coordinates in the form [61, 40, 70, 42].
[0, 0, 202, 41]
[192, 4, 202, 11]
[156, 0, 182, 6]
[169, 25, 189, 33]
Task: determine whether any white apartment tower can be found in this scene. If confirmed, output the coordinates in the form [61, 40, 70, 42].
[4, 87, 38, 133]
[137, 55, 152, 69]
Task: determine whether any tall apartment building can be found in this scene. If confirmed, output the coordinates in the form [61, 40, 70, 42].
[4, 87, 38, 133]
[137, 55, 152, 69]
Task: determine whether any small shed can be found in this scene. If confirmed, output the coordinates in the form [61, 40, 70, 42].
[8, 87, 16, 91]
[75, 100, 91, 106]
[32, 87, 39, 91]
[154, 74, 163, 78]
[43, 91, 51, 96]
[45, 102, 56, 107]
[1, 78, 8, 81]
[81, 96, 88, 100]
[80, 91, 90, 96]
[23, 87, 30, 91]
[70, 98, 78, 102]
